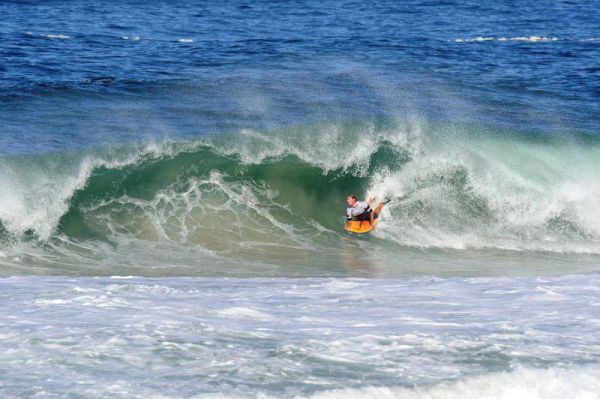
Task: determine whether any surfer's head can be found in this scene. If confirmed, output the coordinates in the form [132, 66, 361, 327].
[347, 194, 358, 206]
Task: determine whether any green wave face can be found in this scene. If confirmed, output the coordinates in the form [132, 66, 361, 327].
[58, 149, 366, 241]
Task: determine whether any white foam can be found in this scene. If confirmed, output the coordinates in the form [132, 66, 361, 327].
[454, 36, 559, 43]
[177, 38, 194, 43]
[190, 367, 600, 399]
[34, 298, 71, 305]
[216, 307, 273, 320]
[43, 34, 71, 40]
[24, 32, 71, 39]
[368, 130, 600, 253]
[454, 36, 494, 43]
[2, 275, 600, 397]
[323, 280, 362, 290]
[288, 367, 600, 399]
[121, 35, 140, 41]
[505, 36, 559, 42]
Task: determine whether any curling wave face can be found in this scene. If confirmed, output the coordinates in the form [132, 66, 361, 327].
[1, 119, 600, 276]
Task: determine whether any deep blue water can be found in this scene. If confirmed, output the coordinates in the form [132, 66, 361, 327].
[1, 0, 600, 155]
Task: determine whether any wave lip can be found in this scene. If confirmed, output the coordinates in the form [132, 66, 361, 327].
[0, 142, 170, 240]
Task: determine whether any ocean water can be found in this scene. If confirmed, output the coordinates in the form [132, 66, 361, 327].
[2, 275, 600, 398]
[1, 0, 600, 397]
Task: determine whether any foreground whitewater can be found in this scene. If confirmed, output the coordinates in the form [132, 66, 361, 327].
[2, 274, 599, 398]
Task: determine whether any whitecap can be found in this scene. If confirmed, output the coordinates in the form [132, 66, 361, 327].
[454, 36, 559, 43]
[43, 34, 71, 40]
[454, 36, 495, 43]
[509, 36, 559, 42]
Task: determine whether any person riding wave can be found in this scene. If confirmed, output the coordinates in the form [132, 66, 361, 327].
[345, 194, 388, 225]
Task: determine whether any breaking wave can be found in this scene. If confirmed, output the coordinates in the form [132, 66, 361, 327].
[1, 119, 600, 274]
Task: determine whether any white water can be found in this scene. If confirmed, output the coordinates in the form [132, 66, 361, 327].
[453, 36, 564, 43]
[1, 273, 599, 398]
[212, 367, 600, 398]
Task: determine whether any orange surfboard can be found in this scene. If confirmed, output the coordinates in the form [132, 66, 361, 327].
[344, 219, 379, 234]
[344, 200, 389, 234]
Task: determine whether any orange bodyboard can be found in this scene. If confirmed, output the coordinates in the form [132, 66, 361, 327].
[344, 219, 379, 234]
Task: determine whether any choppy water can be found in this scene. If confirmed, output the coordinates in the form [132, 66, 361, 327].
[1, 0, 600, 397]
[2, 274, 600, 398]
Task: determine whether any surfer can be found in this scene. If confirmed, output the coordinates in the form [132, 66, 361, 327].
[346, 194, 387, 225]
